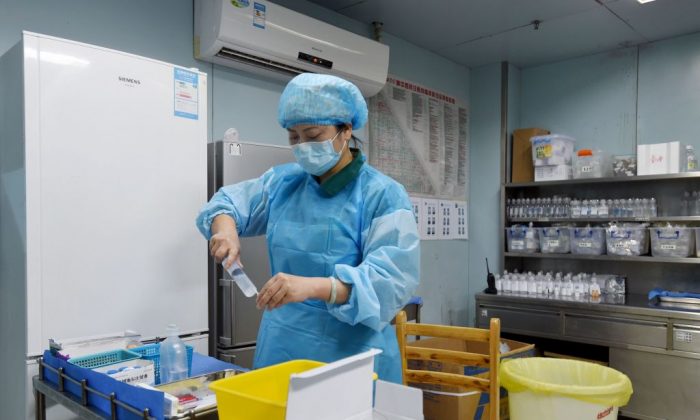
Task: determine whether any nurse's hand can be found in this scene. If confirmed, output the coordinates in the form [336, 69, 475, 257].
[256, 273, 315, 310]
[209, 215, 242, 269]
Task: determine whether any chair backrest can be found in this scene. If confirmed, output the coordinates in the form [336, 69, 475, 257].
[395, 311, 501, 420]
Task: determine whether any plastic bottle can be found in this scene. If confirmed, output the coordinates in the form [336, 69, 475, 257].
[681, 192, 690, 217]
[495, 274, 502, 293]
[546, 273, 554, 296]
[598, 199, 609, 218]
[571, 199, 581, 218]
[590, 274, 601, 298]
[650, 197, 658, 218]
[160, 324, 188, 384]
[686, 145, 698, 172]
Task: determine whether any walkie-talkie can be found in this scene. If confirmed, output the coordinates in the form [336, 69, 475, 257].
[484, 258, 497, 294]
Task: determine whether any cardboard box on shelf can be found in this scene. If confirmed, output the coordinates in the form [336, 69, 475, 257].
[408, 337, 535, 420]
[512, 128, 550, 183]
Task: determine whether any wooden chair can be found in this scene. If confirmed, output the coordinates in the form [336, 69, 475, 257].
[395, 311, 502, 420]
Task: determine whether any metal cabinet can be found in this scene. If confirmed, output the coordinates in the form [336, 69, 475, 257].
[564, 314, 667, 349]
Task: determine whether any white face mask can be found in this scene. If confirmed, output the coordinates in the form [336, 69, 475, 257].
[292, 130, 346, 176]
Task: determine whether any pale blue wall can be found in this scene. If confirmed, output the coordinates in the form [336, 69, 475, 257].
[638, 32, 700, 146]
[517, 31, 700, 154]
[519, 48, 638, 156]
[467, 63, 503, 326]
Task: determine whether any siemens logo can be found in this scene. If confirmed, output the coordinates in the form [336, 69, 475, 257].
[118, 76, 141, 85]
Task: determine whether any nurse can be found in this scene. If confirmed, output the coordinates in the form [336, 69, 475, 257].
[196, 73, 420, 382]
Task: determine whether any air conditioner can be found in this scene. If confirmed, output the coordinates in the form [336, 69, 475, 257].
[194, 0, 389, 97]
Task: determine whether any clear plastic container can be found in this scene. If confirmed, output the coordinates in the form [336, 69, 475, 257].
[160, 324, 189, 384]
[650, 226, 696, 258]
[530, 135, 576, 166]
[506, 225, 540, 253]
[574, 149, 611, 179]
[606, 225, 650, 256]
[612, 155, 637, 177]
[571, 227, 606, 255]
[537, 227, 571, 254]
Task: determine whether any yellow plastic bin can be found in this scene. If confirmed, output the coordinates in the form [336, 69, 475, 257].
[209, 360, 324, 420]
[500, 358, 632, 420]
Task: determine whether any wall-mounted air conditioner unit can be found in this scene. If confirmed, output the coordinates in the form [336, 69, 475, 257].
[194, 0, 389, 97]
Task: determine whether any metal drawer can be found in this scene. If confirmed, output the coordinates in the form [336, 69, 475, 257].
[478, 305, 561, 335]
[673, 326, 700, 354]
[565, 314, 667, 348]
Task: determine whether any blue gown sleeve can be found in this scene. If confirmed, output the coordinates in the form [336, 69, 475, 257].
[195, 167, 277, 240]
[328, 185, 420, 332]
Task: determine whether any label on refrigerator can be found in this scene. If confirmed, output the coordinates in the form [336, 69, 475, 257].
[174, 68, 199, 120]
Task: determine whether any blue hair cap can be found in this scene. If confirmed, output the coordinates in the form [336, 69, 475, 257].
[277, 73, 368, 130]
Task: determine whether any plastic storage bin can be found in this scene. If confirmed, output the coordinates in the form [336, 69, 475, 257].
[571, 227, 606, 255]
[129, 343, 194, 385]
[507, 225, 540, 253]
[650, 227, 696, 258]
[500, 358, 632, 420]
[68, 349, 141, 369]
[574, 149, 611, 179]
[537, 227, 571, 254]
[530, 135, 575, 166]
[210, 359, 325, 420]
[534, 165, 572, 182]
[606, 225, 649, 256]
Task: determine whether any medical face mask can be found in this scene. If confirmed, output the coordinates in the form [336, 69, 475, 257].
[292, 130, 346, 176]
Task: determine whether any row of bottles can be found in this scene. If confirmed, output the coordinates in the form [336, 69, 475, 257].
[494, 270, 626, 300]
[507, 197, 658, 219]
[680, 191, 700, 216]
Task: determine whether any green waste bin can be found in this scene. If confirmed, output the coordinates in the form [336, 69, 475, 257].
[500, 358, 632, 420]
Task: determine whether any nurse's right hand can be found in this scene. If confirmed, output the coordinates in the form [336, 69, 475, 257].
[209, 215, 242, 269]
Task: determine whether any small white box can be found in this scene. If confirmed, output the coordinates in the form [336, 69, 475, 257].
[637, 141, 682, 175]
[535, 165, 572, 182]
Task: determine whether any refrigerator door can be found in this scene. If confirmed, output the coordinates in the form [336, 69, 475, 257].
[210, 141, 294, 349]
[23, 33, 208, 356]
[218, 346, 257, 370]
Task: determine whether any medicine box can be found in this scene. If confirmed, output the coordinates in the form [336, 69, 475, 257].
[534, 165, 572, 182]
[530, 134, 575, 166]
[94, 358, 155, 385]
[637, 141, 682, 175]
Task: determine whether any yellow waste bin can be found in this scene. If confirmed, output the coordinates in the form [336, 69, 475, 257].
[500, 357, 633, 420]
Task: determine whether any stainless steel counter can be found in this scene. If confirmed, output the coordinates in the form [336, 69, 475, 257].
[476, 292, 700, 323]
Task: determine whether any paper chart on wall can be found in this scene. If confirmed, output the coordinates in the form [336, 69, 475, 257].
[368, 76, 469, 201]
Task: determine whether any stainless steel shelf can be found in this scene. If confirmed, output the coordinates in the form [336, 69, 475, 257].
[506, 172, 700, 188]
[504, 252, 700, 264]
[508, 216, 700, 223]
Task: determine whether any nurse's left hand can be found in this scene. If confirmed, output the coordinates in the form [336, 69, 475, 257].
[256, 273, 315, 310]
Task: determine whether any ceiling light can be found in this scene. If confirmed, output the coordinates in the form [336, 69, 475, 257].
[637, 0, 656, 4]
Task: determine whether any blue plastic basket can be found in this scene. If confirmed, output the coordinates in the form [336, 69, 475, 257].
[129, 343, 193, 384]
[68, 349, 141, 369]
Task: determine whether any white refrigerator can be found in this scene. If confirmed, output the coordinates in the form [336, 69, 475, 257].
[0, 32, 209, 419]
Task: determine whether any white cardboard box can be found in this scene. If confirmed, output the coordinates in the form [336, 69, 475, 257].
[535, 164, 572, 182]
[637, 141, 682, 175]
[286, 349, 423, 420]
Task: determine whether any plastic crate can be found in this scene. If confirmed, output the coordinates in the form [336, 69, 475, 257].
[606, 225, 649, 256]
[68, 349, 141, 369]
[571, 227, 606, 255]
[210, 360, 325, 420]
[530, 134, 575, 166]
[650, 227, 696, 258]
[537, 227, 571, 254]
[506, 226, 540, 253]
[129, 343, 194, 385]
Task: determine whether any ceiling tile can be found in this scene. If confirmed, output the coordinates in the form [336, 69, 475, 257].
[606, 0, 700, 40]
[440, 5, 645, 67]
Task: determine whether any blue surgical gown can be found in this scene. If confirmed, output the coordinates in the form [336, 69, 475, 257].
[196, 155, 420, 382]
